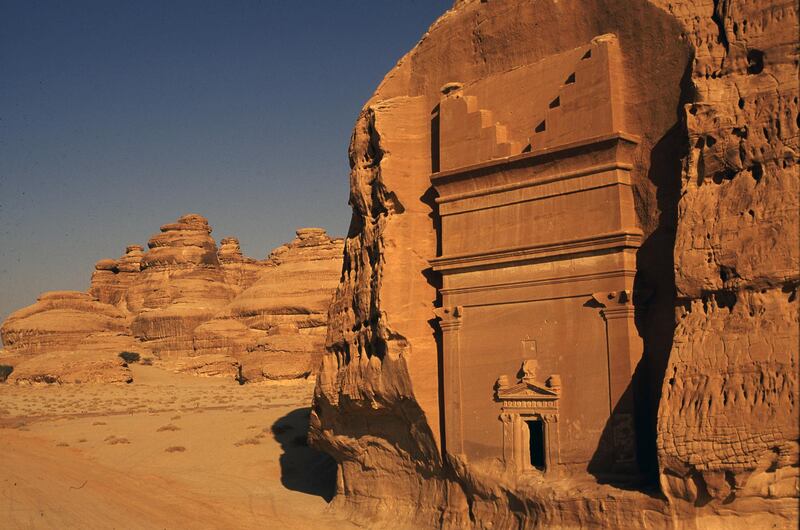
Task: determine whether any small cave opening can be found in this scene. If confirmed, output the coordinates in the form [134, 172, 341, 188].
[746, 49, 765, 74]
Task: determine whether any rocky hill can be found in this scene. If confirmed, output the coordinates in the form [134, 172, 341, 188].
[0, 214, 343, 384]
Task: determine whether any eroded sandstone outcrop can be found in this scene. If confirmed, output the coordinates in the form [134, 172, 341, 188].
[656, 0, 799, 511]
[1, 216, 343, 385]
[89, 245, 144, 308]
[218, 236, 270, 292]
[0, 291, 135, 384]
[310, 1, 798, 528]
[193, 228, 344, 381]
[126, 214, 238, 356]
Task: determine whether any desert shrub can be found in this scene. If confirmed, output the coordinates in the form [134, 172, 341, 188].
[118, 351, 140, 364]
[0, 365, 13, 382]
[156, 424, 181, 432]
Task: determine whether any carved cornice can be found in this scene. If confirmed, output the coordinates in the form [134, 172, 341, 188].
[440, 268, 636, 296]
[430, 230, 642, 272]
[430, 131, 640, 185]
[436, 162, 633, 211]
[600, 306, 637, 321]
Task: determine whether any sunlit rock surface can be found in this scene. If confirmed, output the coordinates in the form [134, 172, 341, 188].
[1, 216, 343, 386]
[309, 1, 798, 528]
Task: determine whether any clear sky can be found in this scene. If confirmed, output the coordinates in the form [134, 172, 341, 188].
[0, 0, 452, 327]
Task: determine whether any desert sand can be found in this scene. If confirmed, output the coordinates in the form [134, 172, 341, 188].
[0, 364, 358, 529]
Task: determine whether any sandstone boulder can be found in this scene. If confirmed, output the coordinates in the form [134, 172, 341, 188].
[157, 353, 240, 379]
[7, 333, 138, 385]
[1, 291, 128, 356]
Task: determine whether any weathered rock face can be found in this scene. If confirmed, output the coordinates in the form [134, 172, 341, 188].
[217, 236, 269, 292]
[127, 214, 238, 356]
[89, 245, 144, 308]
[656, 0, 800, 511]
[1, 291, 128, 356]
[0, 291, 135, 384]
[193, 228, 344, 381]
[310, 0, 798, 528]
[1, 215, 344, 385]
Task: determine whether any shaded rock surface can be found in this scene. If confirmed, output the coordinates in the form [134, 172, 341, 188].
[309, 1, 798, 528]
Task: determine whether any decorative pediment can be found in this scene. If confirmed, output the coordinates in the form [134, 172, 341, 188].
[498, 380, 559, 401]
[495, 359, 561, 404]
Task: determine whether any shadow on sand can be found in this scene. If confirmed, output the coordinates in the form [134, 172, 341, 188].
[271, 407, 337, 502]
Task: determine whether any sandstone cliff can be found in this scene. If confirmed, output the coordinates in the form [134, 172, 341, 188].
[310, 1, 798, 528]
[656, 0, 799, 509]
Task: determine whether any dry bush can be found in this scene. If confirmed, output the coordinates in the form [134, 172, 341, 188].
[156, 424, 181, 432]
[234, 437, 261, 447]
[104, 435, 130, 445]
[0, 365, 14, 382]
[118, 351, 140, 364]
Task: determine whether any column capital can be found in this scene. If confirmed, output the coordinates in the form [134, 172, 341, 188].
[600, 306, 636, 321]
[435, 305, 463, 331]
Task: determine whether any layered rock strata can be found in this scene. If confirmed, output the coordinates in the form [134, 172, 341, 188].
[309, 1, 798, 528]
[0, 291, 135, 384]
[1, 215, 343, 384]
[218, 236, 269, 292]
[89, 245, 144, 307]
[193, 228, 344, 380]
[126, 214, 238, 356]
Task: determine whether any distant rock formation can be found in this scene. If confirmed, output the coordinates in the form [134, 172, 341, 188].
[194, 228, 343, 380]
[218, 236, 267, 292]
[0, 291, 135, 384]
[89, 245, 144, 307]
[126, 214, 239, 357]
[0, 214, 343, 384]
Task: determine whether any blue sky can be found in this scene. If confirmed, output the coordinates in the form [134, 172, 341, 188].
[0, 0, 452, 326]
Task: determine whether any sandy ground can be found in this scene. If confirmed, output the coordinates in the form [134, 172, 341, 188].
[0, 364, 359, 529]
